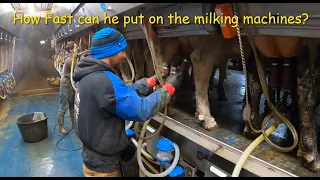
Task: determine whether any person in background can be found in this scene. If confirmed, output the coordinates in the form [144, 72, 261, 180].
[72, 27, 183, 177]
[57, 41, 77, 135]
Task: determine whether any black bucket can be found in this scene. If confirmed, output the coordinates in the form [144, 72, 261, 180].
[16, 112, 48, 143]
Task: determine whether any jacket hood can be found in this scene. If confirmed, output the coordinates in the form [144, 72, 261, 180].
[72, 55, 116, 82]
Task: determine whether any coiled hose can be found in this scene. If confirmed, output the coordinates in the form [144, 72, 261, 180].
[237, 3, 298, 152]
[135, 21, 179, 177]
[137, 120, 180, 177]
[231, 3, 298, 176]
[133, 22, 168, 142]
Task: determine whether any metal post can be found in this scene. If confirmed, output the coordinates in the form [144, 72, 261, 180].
[11, 36, 16, 74]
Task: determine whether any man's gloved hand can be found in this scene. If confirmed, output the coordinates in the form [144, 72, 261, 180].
[146, 75, 160, 88]
[163, 72, 183, 96]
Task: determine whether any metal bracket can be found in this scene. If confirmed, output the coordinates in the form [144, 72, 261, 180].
[179, 159, 198, 177]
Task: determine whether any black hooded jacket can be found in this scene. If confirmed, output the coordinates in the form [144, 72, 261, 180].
[72, 55, 171, 173]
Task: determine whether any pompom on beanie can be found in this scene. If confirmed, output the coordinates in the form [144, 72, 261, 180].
[89, 27, 127, 59]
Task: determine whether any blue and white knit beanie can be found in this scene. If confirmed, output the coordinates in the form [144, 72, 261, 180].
[89, 27, 127, 59]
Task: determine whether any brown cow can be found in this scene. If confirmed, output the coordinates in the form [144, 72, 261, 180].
[246, 36, 320, 172]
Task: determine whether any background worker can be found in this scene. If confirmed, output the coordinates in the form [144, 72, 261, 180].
[57, 41, 77, 135]
[72, 27, 183, 177]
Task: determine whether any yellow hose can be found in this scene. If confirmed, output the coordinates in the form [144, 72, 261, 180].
[70, 52, 77, 91]
[232, 113, 277, 177]
[237, 3, 298, 153]
[230, 3, 298, 176]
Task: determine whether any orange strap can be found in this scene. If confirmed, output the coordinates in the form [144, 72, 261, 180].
[143, 18, 157, 37]
[215, 3, 237, 39]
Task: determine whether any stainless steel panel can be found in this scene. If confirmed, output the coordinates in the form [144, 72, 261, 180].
[0, 12, 17, 35]
[55, 3, 320, 41]
[148, 119, 254, 177]
[145, 125, 159, 159]
[152, 114, 298, 177]
[120, 3, 220, 39]
[124, 3, 220, 38]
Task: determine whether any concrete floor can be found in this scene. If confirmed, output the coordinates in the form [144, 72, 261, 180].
[0, 67, 319, 176]
[0, 71, 138, 177]
[0, 93, 139, 177]
[13, 72, 59, 97]
[0, 93, 84, 177]
[15, 72, 52, 92]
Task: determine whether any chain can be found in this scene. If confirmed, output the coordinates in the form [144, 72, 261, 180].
[233, 3, 262, 133]
[233, 3, 248, 106]
[139, 21, 164, 86]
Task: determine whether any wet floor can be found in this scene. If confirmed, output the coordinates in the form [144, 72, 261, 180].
[0, 94, 83, 177]
[0, 93, 139, 177]
[170, 69, 320, 177]
[175, 69, 291, 142]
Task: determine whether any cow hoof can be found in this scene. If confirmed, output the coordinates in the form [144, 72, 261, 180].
[297, 149, 320, 172]
[303, 159, 320, 172]
[218, 96, 228, 101]
[201, 118, 218, 131]
[297, 149, 316, 163]
[243, 124, 260, 140]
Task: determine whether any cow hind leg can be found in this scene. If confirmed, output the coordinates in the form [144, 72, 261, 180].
[296, 57, 320, 172]
[243, 56, 262, 139]
[191, 49, 217, 130]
